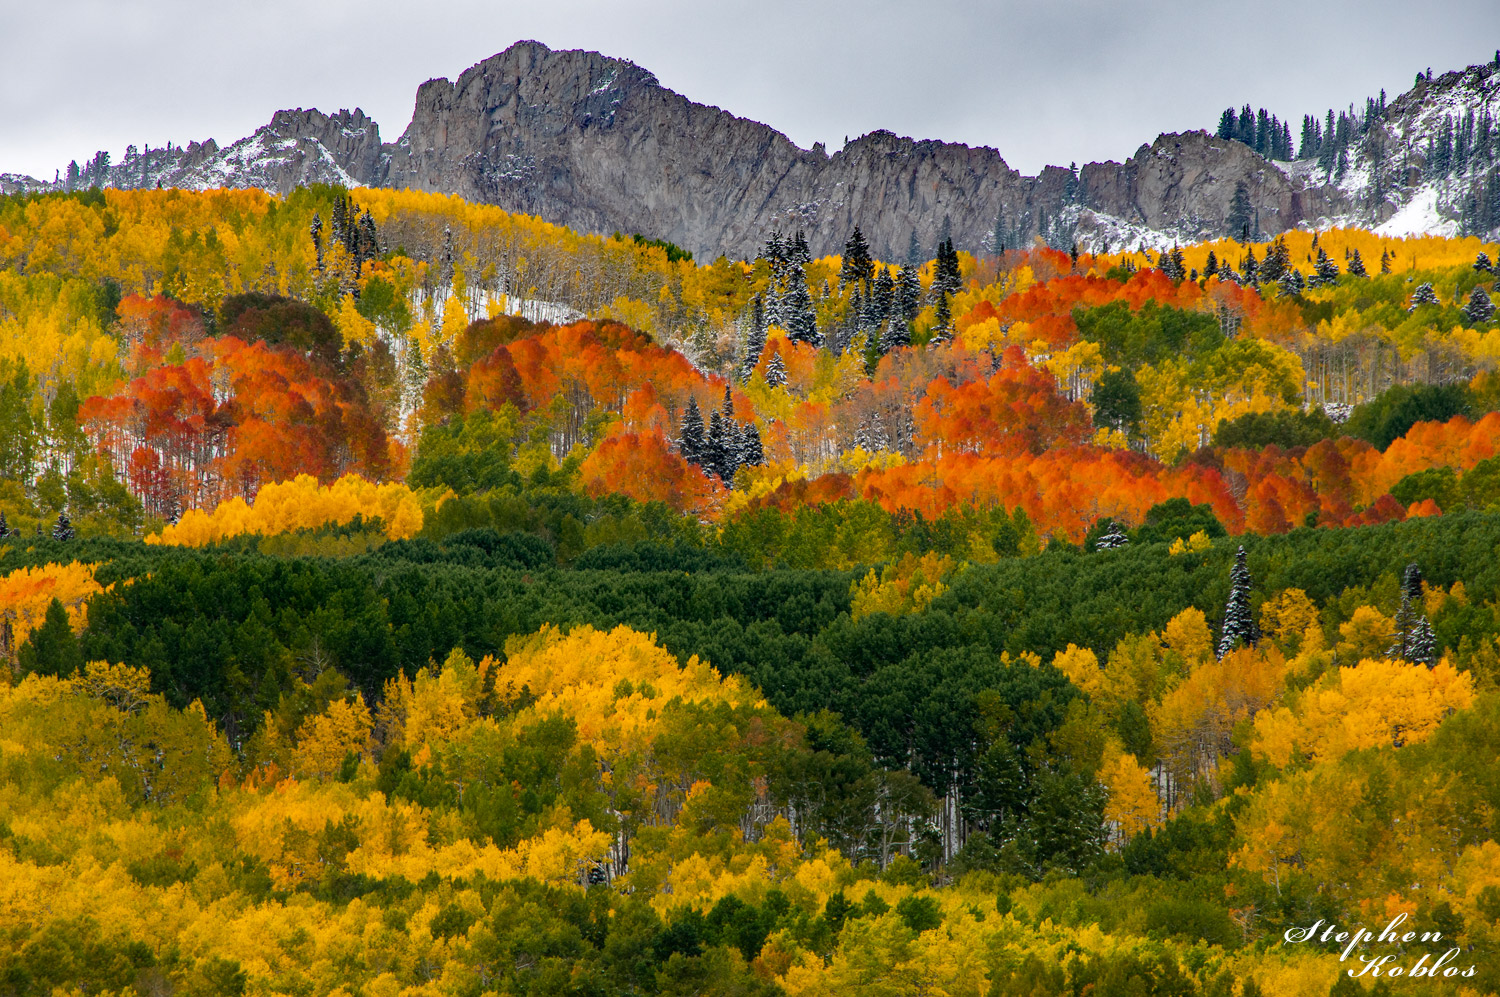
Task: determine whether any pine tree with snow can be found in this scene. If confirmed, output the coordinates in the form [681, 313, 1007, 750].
[1203, 251, 1219, 278]
[789, 231, 811, 266]
[1409, 617, 1437, 667]
[1093, 522, 1129, 551]
[880, 315, 911, 355]
[1388, 563, 1436, 664]
[51, 511, 75, 543]
[1278, 268, 1306, 297]
[894, 264, 922, 330]
[1240, 247, 1259, 286]
[1465, 285, 1495, 325]
[739, 423, 764, 467]
[739, 298, 767, 381]
[0, 511, 8, 539]
[1217, 546, 1259, 658]
[1380, 248, 1393, 274]
[1160, 247, 1186, 282]
[1308, 248, 1340, 287]
[871, 267, 895, 327]
[1409, 282, 1440, 310]
[783, 265, 819, 346]
[705, 409, 728, 482]
[929, 296, 953, 346]
[1476, 252, 1496, 274]
[679, 397, 706, 466]
[764, 351, 787, 388]
[1347, 248, 1368, 277]
[1259, 239, 1289, 283]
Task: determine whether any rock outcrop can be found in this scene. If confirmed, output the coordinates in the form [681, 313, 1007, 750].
[8, 41, 1497, 257]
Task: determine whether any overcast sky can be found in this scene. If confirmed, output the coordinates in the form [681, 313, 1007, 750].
[3, 0, 1496, 181]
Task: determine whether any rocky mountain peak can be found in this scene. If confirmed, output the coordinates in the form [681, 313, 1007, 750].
[6, 41, 1497, 257]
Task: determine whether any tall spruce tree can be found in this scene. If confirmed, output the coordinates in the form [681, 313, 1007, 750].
[1217, 546, 1259, 658]
[1464, 285, 1495, 324]
[1347, 248, 1368, 277]
[740, 296, 767, 380]
[872, 267, 895, 326]
[840, 226, 874, 291]
[784, 265, 819, 346]
[705, 409, 728, 482]
[1388, 564, 1436, 665]
[679, 397, 706, 466]
[18, 598, 83, 678]
[1217, 108, 1237, 140]
[1227, 182, 1253, 240]
[932, 238, 962, 298]
[739, 422, 764, 466]
[893, 263, 922, 334]
[764, 351, 787, 388]
[1309, 248, 1341, 287]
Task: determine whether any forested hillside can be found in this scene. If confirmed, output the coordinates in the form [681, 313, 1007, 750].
[2, 183, 1500, 995]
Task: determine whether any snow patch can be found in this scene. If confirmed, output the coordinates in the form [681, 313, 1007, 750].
[1375, 187, 1458, 239]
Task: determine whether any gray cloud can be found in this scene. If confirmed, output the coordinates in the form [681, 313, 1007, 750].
[2, 0, 1495, 180]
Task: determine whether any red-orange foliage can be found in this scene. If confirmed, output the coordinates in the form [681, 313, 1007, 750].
[80, 336, 389, 516]
[913, 346, 1090, 457]
[577, 430, 716, 514]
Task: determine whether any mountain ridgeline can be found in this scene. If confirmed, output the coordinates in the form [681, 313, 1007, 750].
[6, 41, 1500, 259]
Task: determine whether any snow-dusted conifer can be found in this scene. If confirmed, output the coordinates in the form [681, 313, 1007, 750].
[51, 511, 75, 543]
[840, 226, 874, 291]
[705, 409, 728, 482]
[679, 397, 705, 466]
[740, 297, 767, 381]
[1309, 248, 1340, 287]
[1241, 247, 1259, 285]
[1347, 248, 1368, 277]
[1388, 563, 1436, 664]
[1217, 546, 1259, 658]
[1161, 247, 1187, 282]
[1409, 282, 1440, 310]
[783, 265, 818, 346]
[1094, 522, 1129, 550]
[1464, 285, 1495, 324]
[739, 423, 764, 467]
[764, 351, 787, 388]
[1475, 252, 1495, 273]
[894, 264, 921, 329]
[1409, 617, 1437, 667]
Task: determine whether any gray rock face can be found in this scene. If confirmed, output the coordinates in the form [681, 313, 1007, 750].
[10, 41, 1497, 257]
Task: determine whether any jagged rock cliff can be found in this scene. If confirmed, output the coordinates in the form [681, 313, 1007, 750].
[6, 41, 1497, 258]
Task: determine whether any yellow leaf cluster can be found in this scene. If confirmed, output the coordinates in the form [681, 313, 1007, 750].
[849, 552, 957, 622]
[495, 624, 763, 755]
[1099, 741, 1162, 843]
[0, 561, 105, 652]
[147, 473, 423, 545]
[1167, 530, 1213, 556]
[1251, 656, 1475, 766]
